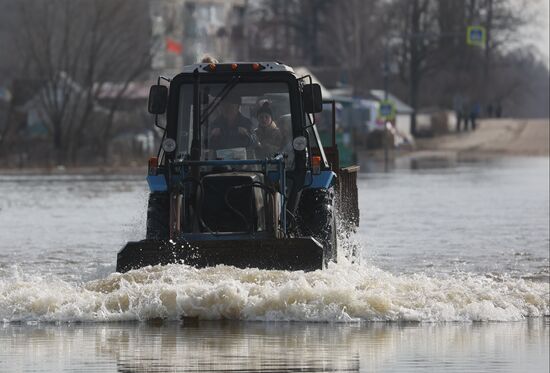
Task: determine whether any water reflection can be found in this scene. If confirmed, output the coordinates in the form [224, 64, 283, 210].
[358, 151, 506, 173]
[1, 320, 547, 373]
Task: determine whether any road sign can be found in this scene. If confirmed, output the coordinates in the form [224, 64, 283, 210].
[378, 100, 396, 120]
[467, 26, 486, 47]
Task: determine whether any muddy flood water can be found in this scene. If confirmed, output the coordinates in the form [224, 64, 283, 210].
[0, 156, 548, 372]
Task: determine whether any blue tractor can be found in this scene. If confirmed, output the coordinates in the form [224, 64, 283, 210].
[116, 62, 359, 272]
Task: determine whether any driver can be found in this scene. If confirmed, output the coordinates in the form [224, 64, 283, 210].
[209, 95, 254, 150]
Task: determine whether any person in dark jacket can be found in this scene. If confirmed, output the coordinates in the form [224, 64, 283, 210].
[209, 95, 254, 150]
[495, 102, 503, 118]
[470, 101, 481, 130]
[255, 102, 283, 157]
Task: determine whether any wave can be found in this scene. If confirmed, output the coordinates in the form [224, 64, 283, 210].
[1, 260, 548, 323]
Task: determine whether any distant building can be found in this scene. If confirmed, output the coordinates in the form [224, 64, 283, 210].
[149, 0, 247, 78]
[367, 90, 414, 145]
[5, 75, 155, 165]
[327, 86, 414, 145]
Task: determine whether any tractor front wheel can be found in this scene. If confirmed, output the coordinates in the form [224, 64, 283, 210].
[297, 187, 337, 266]
[146, 192, 170, 240]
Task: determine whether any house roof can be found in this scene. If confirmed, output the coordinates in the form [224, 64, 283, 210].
[368, 90, 414, 114]
[328, 87, 413, 113]
[292, 66, 333, 100]
[95, 81, 150, 100]
[15, 72, 108, 113]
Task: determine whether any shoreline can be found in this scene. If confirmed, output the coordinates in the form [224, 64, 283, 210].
[0, 165, 146, 176]
[413, 118, 549, 157]
[360, 118, 549, 166]
[1, 118, 547, 176]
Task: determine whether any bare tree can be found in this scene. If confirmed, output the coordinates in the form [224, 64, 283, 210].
[15, 0, 151, 165]
[320, 0, 387, 94]
[386, 0, 444, 135]
[384, 0, 533, 133]
[245, 0, 332, 66]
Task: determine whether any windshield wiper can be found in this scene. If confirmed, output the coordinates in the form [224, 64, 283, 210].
[199, 75, 240, 125]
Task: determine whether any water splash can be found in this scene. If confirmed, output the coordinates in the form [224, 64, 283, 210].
[1, 260, 548, 323]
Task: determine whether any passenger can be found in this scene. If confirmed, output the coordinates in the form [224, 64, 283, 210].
[255, 102, 283, 157]
[209, 95, 254, 150]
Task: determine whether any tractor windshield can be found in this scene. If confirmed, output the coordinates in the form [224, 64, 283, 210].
[176, 82, 294, 165]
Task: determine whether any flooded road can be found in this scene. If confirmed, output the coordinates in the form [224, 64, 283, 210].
[0, 156, 548, 372]
[359, 156, 550, 279]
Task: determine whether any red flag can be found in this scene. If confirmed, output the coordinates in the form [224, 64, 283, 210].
[166, 37, 183, 54]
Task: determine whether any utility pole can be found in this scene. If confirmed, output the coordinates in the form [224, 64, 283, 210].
[484, 0, 492, 79]
[484, 0, 493, 107]
[409, 0, 421, 138]
[383, 42, 390, 171]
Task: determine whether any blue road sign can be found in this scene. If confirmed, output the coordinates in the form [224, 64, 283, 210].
[378, 100, 396, 120]
[467, 26, 486, 47]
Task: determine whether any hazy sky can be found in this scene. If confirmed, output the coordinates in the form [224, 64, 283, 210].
[522, 0, 550, 65]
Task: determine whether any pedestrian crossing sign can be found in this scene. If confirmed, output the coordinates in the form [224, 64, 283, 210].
[378, 100, 396, 120]
[467, 26, 486, 47]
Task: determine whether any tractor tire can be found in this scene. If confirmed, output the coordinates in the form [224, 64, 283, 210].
[297, 187, 337, 265]
[146, 192, 170, 240]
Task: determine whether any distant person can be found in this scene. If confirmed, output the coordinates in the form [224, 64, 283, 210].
[470, 102, 481, 130]
[209, 96, 254, 150]
[495, 102, 503, 118]
[255, 102, 283, 157]
[462, 106, 470, 131]
[486, 103, 494, 118]
[453, 94, 464, 132]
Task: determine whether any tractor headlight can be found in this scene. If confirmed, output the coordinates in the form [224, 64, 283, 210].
[292, 136, 307, 151]
[162, 138, 177, 153]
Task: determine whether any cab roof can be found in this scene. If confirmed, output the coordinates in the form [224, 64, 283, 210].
[181, 61, 295, 74]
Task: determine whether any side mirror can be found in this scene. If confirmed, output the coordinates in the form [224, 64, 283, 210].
[148, 85, 168, 114]
[303, 83, 323, 113]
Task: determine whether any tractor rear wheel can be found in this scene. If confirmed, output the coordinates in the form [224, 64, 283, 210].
[297, 187, 337, 265]
[146, 192, 170, 240]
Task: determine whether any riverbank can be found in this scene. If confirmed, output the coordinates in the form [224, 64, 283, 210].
[357, 118, 549, 171]
[415, 118, 549, 157]
[1, 118, 547, 176]
[0, 164, 145, 176]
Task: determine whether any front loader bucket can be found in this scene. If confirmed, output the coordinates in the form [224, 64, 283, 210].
[116, 238, 324, 273]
